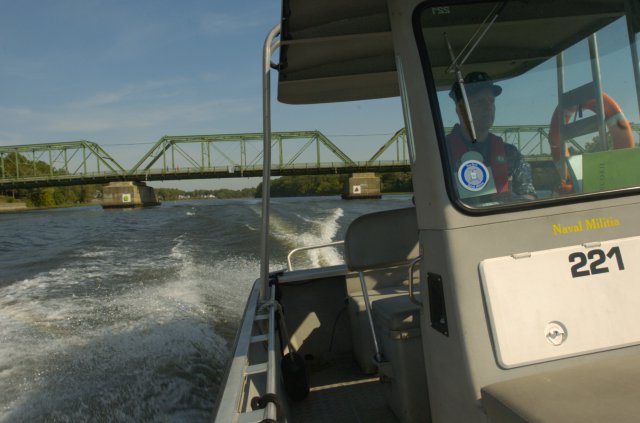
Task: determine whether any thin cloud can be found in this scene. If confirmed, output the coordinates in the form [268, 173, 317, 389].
[0, 106, 35, 118]
[45, 97, 258, 133]
[199, 12, 265, 35]
[69, 78, 189, 108]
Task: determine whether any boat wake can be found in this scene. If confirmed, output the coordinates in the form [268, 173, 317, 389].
[269, 206, 345, 269]
[0, 235, 254, 422]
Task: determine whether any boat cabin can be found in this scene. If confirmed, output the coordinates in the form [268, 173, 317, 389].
[215, 1, 640, 422]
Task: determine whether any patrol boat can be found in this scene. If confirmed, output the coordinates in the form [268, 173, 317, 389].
[214, 1, 640, 422]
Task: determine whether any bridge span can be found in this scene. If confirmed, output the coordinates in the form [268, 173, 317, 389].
[0, 130, 410, 189]
[2, 125, 638, 190]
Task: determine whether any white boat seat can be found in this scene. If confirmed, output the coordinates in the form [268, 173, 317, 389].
[347, 285, 409, 374]
[372, 294, 420, 332]
[344, 207, 419, 374]
[343, 206, 429, 422]
[344, 207, 419, 273]
[343, 206, 420, 374]
[482, 353, 640, 423]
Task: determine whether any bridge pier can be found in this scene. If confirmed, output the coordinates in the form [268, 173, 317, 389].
[342, 172, 381, 199]
[102, 181, 160, 209]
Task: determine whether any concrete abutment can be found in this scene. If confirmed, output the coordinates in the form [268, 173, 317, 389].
[342, 172, 381, 199]
[102, 181, 160, 209]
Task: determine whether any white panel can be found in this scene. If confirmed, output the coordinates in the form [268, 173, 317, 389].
[480, 236, 640, 368]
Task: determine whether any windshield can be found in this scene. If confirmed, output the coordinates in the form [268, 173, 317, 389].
[416, 0, 640, 209]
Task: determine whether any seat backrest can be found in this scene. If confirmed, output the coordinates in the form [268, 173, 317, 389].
[344, 206, 419, 272]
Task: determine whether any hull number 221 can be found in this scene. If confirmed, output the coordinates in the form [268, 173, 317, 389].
[568, 247, 625, 278]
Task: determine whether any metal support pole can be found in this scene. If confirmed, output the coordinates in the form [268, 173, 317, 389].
[259, 24, 281, 302]
[556, 53, 568, 178]
[588, 34, 608, 151]
[171, 143, 175, 170]
[539, 132, 544, 155]
[625, 0, 640, 121]
[359, 271, 383, 362]
[162, 142, 167, 171]
[83, 145, 88, 174]
[241, 140, 246, 171]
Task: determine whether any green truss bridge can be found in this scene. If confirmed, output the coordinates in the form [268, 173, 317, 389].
[1, 125, 638, 190]
[0, 130, 412, 189]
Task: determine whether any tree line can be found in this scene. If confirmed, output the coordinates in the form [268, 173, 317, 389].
[1, 153, 413, 206]
[155, 187, 258, 201]
[0, 152, 103, 207]
[0, 185, 103, 208]
[256, 172, 413, 197]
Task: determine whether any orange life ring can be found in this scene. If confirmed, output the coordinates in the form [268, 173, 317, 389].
[549, 92, 634, 162]
[549, 93, 635, 192]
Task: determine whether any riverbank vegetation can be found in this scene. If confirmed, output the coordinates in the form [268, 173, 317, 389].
[155, 187, 257, 201]
[256, 172, 413, 197]
[2, 162, 412, 208]
[156, 173, 413, 201]
[0, 153, 104, 207]
[1, 185, 103, 208]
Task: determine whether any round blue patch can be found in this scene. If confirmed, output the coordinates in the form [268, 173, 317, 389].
[457, 160, 490, 191]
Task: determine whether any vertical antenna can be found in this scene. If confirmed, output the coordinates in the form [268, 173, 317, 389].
[445, 33, 477, 143]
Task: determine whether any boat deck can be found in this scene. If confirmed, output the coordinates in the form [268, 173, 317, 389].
[289, 354, 399, 423]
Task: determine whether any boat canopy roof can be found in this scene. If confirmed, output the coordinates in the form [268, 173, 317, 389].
[277, 0, 627, 105]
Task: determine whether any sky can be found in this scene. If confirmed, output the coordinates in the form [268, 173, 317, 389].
[5, 2, 635, 193]
[0, 0, 404, 190]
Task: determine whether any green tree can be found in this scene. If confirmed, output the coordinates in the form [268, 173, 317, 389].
[155, 188, 185, 201]
[30, 188, 56, 207]
[256, 175, 347, 197]
[212, 188, 257, 199]
[380, 172, 413, 193]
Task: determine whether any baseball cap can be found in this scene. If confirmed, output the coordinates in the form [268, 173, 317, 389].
[449, 71, 502, 102]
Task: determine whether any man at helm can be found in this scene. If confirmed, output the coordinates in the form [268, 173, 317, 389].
[447, 71, 536, 200]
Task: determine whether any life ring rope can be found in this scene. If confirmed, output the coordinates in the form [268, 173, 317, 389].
[605, 111, 627, 127]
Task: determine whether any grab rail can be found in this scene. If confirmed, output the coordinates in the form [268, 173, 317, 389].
[286, 240, 345, 271]
[256, 284, 279, 422]
[409, 255, 423, 306]
[259, 23, 281, 301]
[214, 281, 280, 423]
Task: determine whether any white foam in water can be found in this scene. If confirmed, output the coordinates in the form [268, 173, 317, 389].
[266, 213, 300, 247]
[0, 236, 257, 422]
[287, 208, 345, 269]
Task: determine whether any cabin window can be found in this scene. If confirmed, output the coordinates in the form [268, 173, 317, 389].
[415, 0, 640, 210]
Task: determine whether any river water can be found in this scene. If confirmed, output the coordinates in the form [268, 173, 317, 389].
[0, 195, 412, 422]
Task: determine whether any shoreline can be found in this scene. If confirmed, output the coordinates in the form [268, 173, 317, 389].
[0, 199, 102, 213]
[0, 202, 28, 212]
